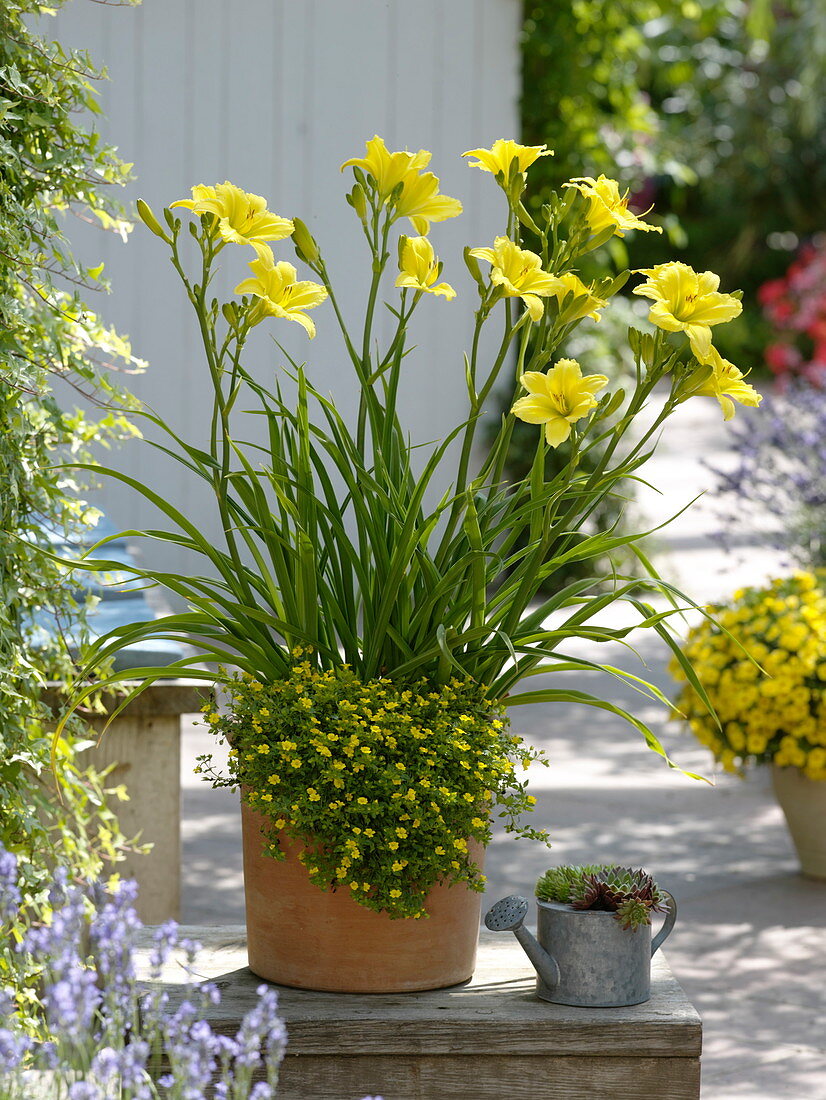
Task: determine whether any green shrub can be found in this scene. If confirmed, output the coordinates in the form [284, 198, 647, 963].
[0, 0, 140, 894]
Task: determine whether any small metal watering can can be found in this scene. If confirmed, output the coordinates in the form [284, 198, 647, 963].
[485, 892, 677, 1007]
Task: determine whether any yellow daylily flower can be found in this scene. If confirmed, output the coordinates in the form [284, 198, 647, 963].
[234, 252, 328, 338]
[694, 345, 763, 421]
[468, 236, 559, 321]
[170, 182, 294, 257]
[395, 236, 456, 299]
[512, 359, 609, 447]
[340, 135, 431, 200]
[341, 136, 462, 234]
[545, 272, 607, 322]
[394, 170, 463, 235]
[462, 139, 552, 178]
[633, 261, 743, 360]
[565, 176, 662, 238]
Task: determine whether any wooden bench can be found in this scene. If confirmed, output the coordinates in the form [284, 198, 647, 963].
[138, 926, 702, 1099]
[46, 680, 204, 923]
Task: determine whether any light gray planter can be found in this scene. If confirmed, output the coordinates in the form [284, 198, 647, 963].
[534, 895, 676, 1007]
[485, 891, 677, 1007]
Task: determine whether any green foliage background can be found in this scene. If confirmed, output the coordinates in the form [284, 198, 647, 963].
[513, 0, 822, 589]
[521, 0, 826, 369]
[0, 0, 140, 894]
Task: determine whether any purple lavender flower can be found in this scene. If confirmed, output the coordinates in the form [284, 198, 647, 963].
[88, 879, 143, 1030]
[68, 1082, 103, 1100]
[0, 848, 20, 921]
[161, 1002, 219, 1097]
[0, 842, 292, 1100]
[148, 919, 181, 975]
[0, 1026, 31, 1070]
[43, 965, 101, 1037]
[708, 380, 826, 569]
[112, 1039, 152, 1099]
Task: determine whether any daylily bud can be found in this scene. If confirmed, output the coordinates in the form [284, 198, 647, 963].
[509, 168, 526, 206]
[137, 199, 170, 242]
[599, 388, 625, 418]
[351, 167, 370, 194]
[516, 203, 541, 236]
[598, 271, 630, 299]
[222, 302, 239, 327]
[397, 235, 409, 267]
[463, 247, 485, 288]
[675, 363, 714, 402]
[627, 327, 643, 357]
[292, 218, 319, 264]
[347, 183, 368, 221]
[580, 223, 616, 255]
[555, 188, 578, 219]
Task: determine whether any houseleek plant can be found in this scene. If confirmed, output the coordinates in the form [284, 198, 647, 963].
[54, 138, 760, 866]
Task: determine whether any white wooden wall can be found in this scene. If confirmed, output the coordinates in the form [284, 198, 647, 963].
[50, 0, 522, 583]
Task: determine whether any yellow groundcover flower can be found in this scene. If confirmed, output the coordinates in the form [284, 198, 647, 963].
[340, 135, 431, 200]
[565, 176, 662, 238]
[234, 252, 328, 338]
[694, 345, 763, 421]
[395, 236, 455, 299]
[633, 261, 743, 360]
[462, 139, 552, 178]
[170, 182, 294, 258]
[545, 272, 607, 322]
[512, 359, 609, 446]
[469, 236, 560, 321]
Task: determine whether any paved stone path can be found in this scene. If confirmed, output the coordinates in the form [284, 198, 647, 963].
[180, 396, 826, 1099]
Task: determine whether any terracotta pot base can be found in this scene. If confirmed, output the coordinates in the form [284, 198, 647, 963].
[240, 804, 483, 992]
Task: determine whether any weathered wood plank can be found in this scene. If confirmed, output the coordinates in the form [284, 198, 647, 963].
[275, 1054, 701, 1100]
[136, 928, 702, 1059]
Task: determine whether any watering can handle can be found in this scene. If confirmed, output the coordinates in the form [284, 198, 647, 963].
[651, 890, 677, 956]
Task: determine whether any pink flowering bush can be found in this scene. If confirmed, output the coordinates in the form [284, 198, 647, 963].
[759, 235, 826, 386]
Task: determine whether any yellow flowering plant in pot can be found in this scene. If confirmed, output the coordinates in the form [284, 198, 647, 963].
[672, 571, 826, 879]
[54, 136, 760, 991]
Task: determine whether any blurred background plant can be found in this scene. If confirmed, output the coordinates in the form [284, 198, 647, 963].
[512, 0, 824, 591]
[758, 236, 826, 387]
[521, 0, 826, 373]
[708, 381, 826, 571]
[671, 572, 826, 779]
[0, 0, 142, 912]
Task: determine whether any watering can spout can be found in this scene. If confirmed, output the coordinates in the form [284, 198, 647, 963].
[484, 895, 560, 990]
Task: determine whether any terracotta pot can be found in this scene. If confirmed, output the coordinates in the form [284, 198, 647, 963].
[771, 765, 826, 880]
[240, 803, 484, 992]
